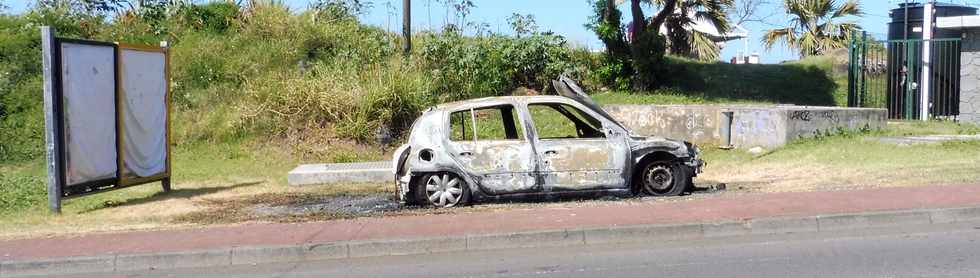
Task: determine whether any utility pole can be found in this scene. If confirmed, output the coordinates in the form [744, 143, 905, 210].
[921, 0, 934, 121]
[402, 0, 412, 56]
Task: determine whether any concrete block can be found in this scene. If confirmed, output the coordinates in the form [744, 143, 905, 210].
[114, 249, 230, 272]
[466, 229, 584, 251]
[817, 211, 932, 231]
[583, 223, 703, 244]
[930, 207, 980, 224]
[748, 216, 819, 235]
[348, 237, 466, 258]
[288, 161, 390, 186]
[1, 256, 114, 278]
[702, 221, 751, 237]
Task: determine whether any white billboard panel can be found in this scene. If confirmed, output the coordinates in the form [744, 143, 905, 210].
[60, 42, 117, 186]
[120, 49, 168, 177]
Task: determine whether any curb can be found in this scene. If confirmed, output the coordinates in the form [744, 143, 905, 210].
[3, 206, 980, 277]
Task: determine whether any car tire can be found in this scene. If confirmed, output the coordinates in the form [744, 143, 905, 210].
[638, 160, 690, 197]
[414, 172, 470, 208]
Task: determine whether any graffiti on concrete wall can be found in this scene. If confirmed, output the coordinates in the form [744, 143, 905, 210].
[789, 111, 812, 121]
[789, 110, 840, 123]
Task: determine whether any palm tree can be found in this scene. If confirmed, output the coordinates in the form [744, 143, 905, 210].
[659, 0, 733, 61]
[614, 0, 732, 61]
[763, 0, 861, 57]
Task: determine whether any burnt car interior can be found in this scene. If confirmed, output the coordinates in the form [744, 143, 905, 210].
[528, 103, 604, 139]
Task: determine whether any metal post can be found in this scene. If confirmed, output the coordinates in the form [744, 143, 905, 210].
[921, 1, 934, 121]
[848, 30, 856, 107]
[160, 40, 172, 193]
[402, 0, 411, 55]
[861, 31, 868, 107]
[41, 26, 63, 213]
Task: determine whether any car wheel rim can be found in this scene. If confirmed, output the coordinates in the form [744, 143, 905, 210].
[644, 164, 674, 192]
[425, 174, 462, 207]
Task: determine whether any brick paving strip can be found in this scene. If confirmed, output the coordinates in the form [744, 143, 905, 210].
[2, 184, 980, 277]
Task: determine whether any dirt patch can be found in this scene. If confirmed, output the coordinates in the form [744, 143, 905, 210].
[172, 192, 395, 224]
[253, 194, 402, 217]
[173, 184, 729, 224]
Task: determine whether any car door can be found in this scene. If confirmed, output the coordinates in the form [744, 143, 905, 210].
[526, 101, 629, 191]
[445, 104, 540, 195]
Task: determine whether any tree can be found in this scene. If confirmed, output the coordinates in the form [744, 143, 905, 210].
[657, 0, 733, 61]
[586, 0, 678, 90]
[762, 0, 861, 57]
[729, 0, 773, 25]
[507, 13, 537, 37]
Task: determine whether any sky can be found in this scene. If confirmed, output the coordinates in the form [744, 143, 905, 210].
[7, 0, 980, 63]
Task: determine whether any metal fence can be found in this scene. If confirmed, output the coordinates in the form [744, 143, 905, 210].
[848, 31, 962, 120]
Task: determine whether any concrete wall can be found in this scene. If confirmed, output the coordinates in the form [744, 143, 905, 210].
[961, 29, 980, 124]
[604, 104, 886, 149]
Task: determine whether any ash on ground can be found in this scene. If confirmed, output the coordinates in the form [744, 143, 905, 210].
[253, 194, 402, 217]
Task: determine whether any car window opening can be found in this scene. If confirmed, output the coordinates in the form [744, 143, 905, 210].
[450, 105, 524, 142]
[529, 103, 604, 140]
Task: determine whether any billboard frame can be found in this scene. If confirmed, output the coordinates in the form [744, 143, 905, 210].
[116, 43, 172, 190]
[42, 27, 172, 213]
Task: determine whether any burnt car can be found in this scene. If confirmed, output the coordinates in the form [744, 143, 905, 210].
[392, 77, 704, 208]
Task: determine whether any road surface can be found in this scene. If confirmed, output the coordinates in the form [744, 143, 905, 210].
[56, 221, 980, 278]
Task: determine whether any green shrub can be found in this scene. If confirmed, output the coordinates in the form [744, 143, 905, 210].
[175, 2, 239, 34]
[419, 28, 574, 100]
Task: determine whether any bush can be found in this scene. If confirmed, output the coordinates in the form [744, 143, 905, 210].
[175, 2, 239, 34]
[419, 28, 574, 100]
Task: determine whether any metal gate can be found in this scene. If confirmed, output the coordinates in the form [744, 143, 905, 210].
[848, 31, 961, 120]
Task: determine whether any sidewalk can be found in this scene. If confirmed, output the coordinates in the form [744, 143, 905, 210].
[3, 183, 980, 262]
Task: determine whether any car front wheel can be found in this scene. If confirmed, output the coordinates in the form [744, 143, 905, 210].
[415, 172, 470, 208]
[639, 161, 690, 197]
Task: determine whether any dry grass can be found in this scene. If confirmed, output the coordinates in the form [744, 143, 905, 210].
[697, 123, 980, 192]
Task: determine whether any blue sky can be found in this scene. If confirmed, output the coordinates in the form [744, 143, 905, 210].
[7, 0, 980, 63]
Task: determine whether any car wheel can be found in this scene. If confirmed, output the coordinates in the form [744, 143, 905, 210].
[639, 161, 689, 197]
[415, 172, 470, 208]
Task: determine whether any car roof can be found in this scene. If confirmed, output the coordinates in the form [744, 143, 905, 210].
[432, 95, 574, 111]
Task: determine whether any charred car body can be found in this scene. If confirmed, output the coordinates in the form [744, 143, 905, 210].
[392, 77, 704, 207]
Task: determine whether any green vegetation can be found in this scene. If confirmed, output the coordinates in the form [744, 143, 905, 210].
[594, 55, 846, 106]
[0, 2, 582, 163]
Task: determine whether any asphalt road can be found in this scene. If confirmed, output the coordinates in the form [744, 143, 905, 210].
[57, 221, 980, 278]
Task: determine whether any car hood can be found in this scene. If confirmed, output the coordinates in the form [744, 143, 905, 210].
[552, 76, 628, 132]
[628, 135, 686, 149]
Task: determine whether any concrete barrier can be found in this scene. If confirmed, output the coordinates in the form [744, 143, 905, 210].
[604, 104, 887, 149]
[287, 161, 389, 186]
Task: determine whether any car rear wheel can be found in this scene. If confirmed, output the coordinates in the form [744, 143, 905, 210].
[415, 172, 470, 208]
[639, 161, 689, 197]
